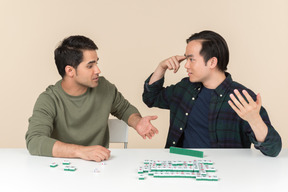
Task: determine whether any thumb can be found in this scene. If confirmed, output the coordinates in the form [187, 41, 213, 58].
[256, 93, 262, 106]
[148, 115, 158, 120]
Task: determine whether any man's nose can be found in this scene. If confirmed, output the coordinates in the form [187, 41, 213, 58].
[94, 65, 101, 74]
[184, 60, 189, 69]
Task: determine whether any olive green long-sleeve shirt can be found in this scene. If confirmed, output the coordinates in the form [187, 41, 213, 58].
[26, 77, 139, 156]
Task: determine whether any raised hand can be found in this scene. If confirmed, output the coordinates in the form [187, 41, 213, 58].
[149, 55, 186, 85]
[228, 89, 261, 123]
[135, 115, 159, 139]
[228, 89, 268, 142]
[159, 55, 186, 73]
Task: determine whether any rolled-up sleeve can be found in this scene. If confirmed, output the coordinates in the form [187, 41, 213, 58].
[110, 84, 140, 124]
[142, 73, 171, 109]
[25, 93, 58, 157]
[248, 107, 282, 157]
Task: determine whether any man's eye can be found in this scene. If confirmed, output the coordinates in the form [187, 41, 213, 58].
[87, 65, 92, 69]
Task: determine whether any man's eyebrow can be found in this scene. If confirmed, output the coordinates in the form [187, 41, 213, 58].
[184, 54, 193, 58]
[87, 58, 99, 64]
[87, 60, 96, 64]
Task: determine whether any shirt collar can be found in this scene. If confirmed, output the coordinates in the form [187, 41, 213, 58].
[214, 72, 233, 97]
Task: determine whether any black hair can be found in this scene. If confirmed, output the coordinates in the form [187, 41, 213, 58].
[186, 30, 229, 71]
[54, 35, 98, 77]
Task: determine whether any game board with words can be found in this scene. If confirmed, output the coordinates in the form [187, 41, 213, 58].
[138, 160, 218, 181]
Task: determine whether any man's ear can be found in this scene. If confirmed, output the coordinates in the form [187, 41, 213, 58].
[208, 57, 218, 69]
[65, 65, 75, 78]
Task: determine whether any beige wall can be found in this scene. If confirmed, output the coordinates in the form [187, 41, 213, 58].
[0, 0, 287, 149]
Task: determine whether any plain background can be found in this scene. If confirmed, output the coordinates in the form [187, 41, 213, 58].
[0, 0, 287, 149]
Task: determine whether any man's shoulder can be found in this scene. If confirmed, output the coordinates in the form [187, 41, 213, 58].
[35, 80, 62, 103]
[229, 79, 256, 97]
[230, 80, 250, 91]
[179, 77, 190, 83]
[175, 77, 190, 86]
[42, 80, 61, 95]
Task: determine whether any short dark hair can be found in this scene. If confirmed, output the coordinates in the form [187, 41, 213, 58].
[186, 30, 229, 71]
[54, 35, 98, 77]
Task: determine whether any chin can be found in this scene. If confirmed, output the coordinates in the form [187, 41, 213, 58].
[189, 77, 197, 82]
[90, 82, 99, 88]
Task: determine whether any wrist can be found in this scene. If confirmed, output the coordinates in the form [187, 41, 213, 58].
[158, 63, 168, 71]
[128, 113, 142, 129]
[247, 115, 263, 127]
[247, 116, 268, 142]
[73, 145, 84, 158]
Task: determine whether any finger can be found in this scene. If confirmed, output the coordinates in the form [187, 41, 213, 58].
[105, 154, 110, 160]
[141, 133, 146, 139]
[97, 145, 111, 154]
[233, 89, 249, 108]
[95, 153, 105, 161]
[228, 100, 241, 116]
[100, 150, 110, 160]
[147, 116, 158, 134]
[168, 58, 178, 72]
[242, 90, 255, 104]
[97, 148, 110, 160]
[147, 115, 158, 120]
[103, 150, 111, 160]
[146, 132, 152, 139]
[229, 93, 245, 111]
[166, 60, 174, 70]
[176, 55, 186, 63]
[256, 93, 262, 106]
[151, 126, 159, 134]
[94, 156, 102, 162]
[171, 56, 180, 73]
[145, 127, 157, 139]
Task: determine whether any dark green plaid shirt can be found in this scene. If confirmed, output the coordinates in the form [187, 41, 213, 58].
[143, 73, 281, 157]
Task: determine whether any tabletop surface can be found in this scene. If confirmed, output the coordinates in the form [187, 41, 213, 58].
[0, 148, 287, 192]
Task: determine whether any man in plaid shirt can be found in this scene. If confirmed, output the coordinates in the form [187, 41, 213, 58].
[143, 30, 281, 157]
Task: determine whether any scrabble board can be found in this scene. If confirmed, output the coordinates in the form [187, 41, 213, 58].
[138, 160, 218, 181]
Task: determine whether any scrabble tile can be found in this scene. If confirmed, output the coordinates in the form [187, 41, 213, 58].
[50, 162, 58, 168]
[62, 160, 70, 165]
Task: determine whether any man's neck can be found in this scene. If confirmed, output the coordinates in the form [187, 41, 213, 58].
[202, 70, 226, 89]
[61, 79, 88, 96]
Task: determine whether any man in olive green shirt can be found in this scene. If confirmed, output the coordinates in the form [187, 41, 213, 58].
[26, 35, 158, 162]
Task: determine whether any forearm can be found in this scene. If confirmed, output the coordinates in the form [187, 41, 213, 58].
[52, 141, 111, 161]
[52, 141, 83, 158]
[127, 113, 142, 130]
[248, 116, 268, 143]
[149, 65, 167, 85]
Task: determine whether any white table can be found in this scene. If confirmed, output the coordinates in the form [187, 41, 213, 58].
[0, 148, 287, 192]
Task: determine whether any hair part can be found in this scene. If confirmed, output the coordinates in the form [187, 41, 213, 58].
[186, 30, 229, 71]
[54, 35, 98, 78]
